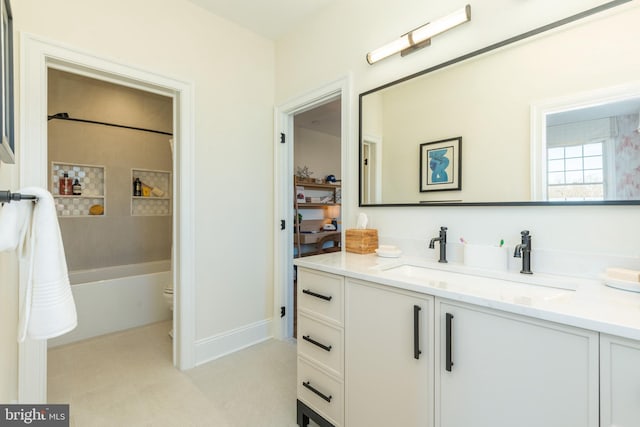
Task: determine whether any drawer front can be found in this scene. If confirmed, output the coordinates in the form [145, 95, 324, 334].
[297, 357, 344, 427]
[298, 268, 344, 325]
[298, 313, 344, 377]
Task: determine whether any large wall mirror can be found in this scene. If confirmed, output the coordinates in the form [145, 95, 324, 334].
[359, 0, 640, 206]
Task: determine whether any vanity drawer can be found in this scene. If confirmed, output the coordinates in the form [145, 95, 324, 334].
[297, 357, 344, 427]
[298, 268, 344, 325]
[298, 313, 344, 377]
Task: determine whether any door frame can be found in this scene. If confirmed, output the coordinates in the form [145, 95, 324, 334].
[18, 33, 197, 402]
[361, 134, 382, 204]
[273, 75, 352, 339]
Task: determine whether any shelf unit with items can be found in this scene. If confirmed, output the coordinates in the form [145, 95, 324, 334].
[294, 177, 341, 208]
[294, 177, 342, 258]
[51, 162, 106, 217]
[131, 168, 172, 216]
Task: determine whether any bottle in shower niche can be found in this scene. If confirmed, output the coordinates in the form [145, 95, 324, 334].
[59, 172, 72, 195]
[133, 177, 142, 196]
[72, 178, 82, 195]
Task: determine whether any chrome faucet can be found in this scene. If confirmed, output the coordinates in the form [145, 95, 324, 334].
[513, 230, 533, 274]
[429, 226, 448, 263]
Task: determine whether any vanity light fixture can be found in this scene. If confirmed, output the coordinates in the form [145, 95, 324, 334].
[366, 4, 471, 65]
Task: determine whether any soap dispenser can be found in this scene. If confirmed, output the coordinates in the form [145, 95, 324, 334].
[133, 177, 142, 196]
[59, 172, 72, 195]
[72, 178, 82, 195]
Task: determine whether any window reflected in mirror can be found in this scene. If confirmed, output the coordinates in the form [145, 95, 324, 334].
[540, 94, 640, 202]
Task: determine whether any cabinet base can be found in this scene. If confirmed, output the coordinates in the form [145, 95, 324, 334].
[297, 400, 334, 427]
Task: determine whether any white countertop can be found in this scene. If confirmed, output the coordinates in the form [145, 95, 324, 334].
[294, 252, 640, 341]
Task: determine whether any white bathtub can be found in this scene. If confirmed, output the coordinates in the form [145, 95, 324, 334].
[48, 260, 172, 347]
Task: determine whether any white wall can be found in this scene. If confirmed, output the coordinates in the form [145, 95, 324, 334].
[2, 0, 275, 388]
[294, 126, 341, 180]
[0, 162, 19, 402]
[276, 0, 640, 267]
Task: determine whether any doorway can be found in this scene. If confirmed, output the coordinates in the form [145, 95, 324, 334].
[292, 98, 342, 337]
[46, 69, 175, 348]
[19, 34, 196, 403]
[273, 77, 351, 340]
[361, 134, 382, 205]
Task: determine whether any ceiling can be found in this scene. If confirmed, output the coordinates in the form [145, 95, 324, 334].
[187, 0, 336, 40]
[548, 97, 640, 127]
[294, 99, 341, 137]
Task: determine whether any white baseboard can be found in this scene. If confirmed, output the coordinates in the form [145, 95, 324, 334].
[195, 319, 273, 366]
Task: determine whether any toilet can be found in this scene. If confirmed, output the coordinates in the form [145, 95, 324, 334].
[163, 285, 174, 338]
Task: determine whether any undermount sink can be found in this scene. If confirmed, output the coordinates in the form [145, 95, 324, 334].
[380, 262, 578, 292]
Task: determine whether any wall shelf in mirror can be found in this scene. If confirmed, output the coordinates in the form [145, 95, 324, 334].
[359, 0, 640, 206]
[51, 162, 106, 217]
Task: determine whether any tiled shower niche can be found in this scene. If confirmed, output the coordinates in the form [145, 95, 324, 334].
[131, 169, 172, 216]
[52, 162, 105, 217]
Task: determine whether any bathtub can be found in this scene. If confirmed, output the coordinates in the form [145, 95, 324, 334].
[48, 260, 172, 347]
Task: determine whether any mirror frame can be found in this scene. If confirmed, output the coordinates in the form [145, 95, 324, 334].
[358, 0, 640, 207]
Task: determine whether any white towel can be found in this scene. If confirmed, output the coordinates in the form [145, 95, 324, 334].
[0, 199, 30, 252]
[15, 187, 77, 341]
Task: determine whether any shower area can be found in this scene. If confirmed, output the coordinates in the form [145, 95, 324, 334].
[46, 69, 174, 347]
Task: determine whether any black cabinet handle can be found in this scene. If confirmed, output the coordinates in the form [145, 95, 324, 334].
[303, 335, 332, 352]
[302, 381, 332, 403]
[446, 312, 454, 372]
[302, 289, 333, 301]
[414, 305, 422, 360]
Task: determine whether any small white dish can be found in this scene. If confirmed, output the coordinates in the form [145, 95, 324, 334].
[602, 275, 640, 293]
[375, 246, 402, 258]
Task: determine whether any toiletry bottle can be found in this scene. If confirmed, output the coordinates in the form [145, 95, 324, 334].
[72, 178, 82, 195]
[59, 172, 72, 195]
[134, 177, 142, 196]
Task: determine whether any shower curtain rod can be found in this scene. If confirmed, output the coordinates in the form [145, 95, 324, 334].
[47, 112, 173, 136]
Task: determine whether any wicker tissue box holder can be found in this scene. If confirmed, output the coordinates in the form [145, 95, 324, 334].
[345, 229, 379, 254]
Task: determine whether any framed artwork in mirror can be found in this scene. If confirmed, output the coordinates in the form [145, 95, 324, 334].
[420, 137, 461, 192]
[0, 0, 13, 164]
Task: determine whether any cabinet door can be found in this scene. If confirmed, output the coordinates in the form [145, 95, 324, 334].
[601, 334, 640, 427]
[346, 279, 434, 427]
[436, 300, 598, 427]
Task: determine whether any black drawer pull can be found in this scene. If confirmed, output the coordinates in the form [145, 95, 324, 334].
[414, 305, 422, 360]
[303, 335, 332, 352]
[302, 289, 333, 301]
[446, 312, 454, 372]
[302, 381, 332, 403]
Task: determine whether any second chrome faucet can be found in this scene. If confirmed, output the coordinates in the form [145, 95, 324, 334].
[429, 226, 448, 263]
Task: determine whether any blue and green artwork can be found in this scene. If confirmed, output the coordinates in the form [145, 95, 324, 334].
[428, 148, 450, 183]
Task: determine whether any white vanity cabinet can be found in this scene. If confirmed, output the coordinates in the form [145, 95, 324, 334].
[600, 334, 640, 427]
[296, 268, 345, 427]
[435, 299, 599, 427]
[345, 279, 434, 427]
